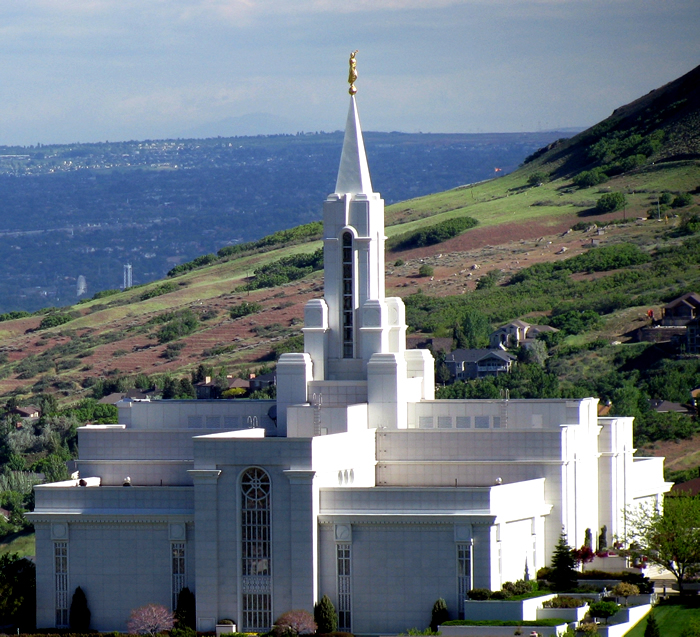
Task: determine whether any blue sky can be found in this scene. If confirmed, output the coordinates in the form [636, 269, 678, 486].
[0, 0, 697, 145]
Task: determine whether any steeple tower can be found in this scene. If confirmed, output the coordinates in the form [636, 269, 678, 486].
[275, 52, 434, 434]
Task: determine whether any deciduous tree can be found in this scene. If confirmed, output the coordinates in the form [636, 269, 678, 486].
[127, 603, 174, 635]
[625, 495, 700, 595]
[273, 609, 316, 636]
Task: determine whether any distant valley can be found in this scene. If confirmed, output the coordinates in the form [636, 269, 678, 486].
[0, 131, 571, 313]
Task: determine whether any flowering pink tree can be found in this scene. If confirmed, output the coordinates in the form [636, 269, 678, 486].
[572, 545, 595, 566]
[127, 604, 174, 635]
[273, 610, 317, 636]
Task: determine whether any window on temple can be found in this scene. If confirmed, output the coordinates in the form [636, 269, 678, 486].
[342, 232, 354, 358]
[241, 467, 272, 631]
[54, 542, 69, 627]
[337, 543, 352, 631]
[171, 543, 186, 610]
[456, 543, 471, 620]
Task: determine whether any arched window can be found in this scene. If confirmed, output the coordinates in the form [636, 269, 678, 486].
[241, 468, 272, 631]
[342, 232, 354, 358]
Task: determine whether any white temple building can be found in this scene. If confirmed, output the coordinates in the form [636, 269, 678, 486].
[30, 66, 671, 635]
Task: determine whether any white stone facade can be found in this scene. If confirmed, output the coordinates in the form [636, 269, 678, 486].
[30, 93, 671, 634]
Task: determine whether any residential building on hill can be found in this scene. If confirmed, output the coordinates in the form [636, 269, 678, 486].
[29, 71, 671, 635]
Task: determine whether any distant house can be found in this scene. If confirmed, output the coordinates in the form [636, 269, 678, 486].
[249, 371, 276, 393]
[661, 292, 700, 326]
[637, 292, 700, 345]
[405, 336, 453, 356]
[489, 320, 558, 350]
[649, 399, 695, 416]
[14, 405, 40, 419]
[98, 389, 154, 405]
[445, 348, 516, 381]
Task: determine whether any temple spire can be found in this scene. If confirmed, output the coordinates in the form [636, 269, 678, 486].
[334, 52, 373, 196]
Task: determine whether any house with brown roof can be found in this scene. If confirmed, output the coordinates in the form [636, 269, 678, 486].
[661, 292, 700, 326]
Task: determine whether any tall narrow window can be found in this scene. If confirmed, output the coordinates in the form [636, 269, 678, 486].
[54, 542, 69, 627]
[171, 543, 186, 610]
[456, 543, 471, 620]
[336, 543, 352, 631]
[341, 232, 354, 358]
[241, 468, 272, 631]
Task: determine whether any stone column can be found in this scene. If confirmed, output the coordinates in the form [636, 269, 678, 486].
[189, 469, 222, 631]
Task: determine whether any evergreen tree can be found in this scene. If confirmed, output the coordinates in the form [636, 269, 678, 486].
[314, 594, 337, 634]
[69, 586, 91, 631]
[550, 533, 577, 591]
[430, 598, 449, 632]
[162, 377, 178, 399]
[643, 611, 660, 637]
[174, 587, 196, 630]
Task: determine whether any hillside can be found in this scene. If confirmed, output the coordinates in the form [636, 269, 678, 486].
[0, 64, 699, 500]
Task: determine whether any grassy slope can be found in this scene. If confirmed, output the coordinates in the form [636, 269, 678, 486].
[627, 599, 700, 637]
[0, 529, 35, 558]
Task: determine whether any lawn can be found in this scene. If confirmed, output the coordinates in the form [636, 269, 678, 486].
[627, 597, 700, 637]
[0, 529, 35, 558]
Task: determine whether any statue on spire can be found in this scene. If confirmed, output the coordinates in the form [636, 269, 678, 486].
[348, 50, 359, 95]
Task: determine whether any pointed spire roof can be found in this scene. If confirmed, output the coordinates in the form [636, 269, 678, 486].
[334, 96, 373, 196]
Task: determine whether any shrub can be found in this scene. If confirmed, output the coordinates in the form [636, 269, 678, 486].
[430, 598, 449, 632]
[38, 313, 73, 330]
[467, 588, 491, 600]
[222, 388, 246, 399]
[140, 282, 178, 300]
[574, 168, 608, 188]
[476, 269, 503, 290]
[388, 216, 479, 251]
[156, 310, 198, 344]
[589, 601, 620, 624]
[490, 590, 513, 600]
[527, 172, 549, 186]
[394, 259, 405, 266]
[243, 249, 324, 291]
[542, 596, 586, 609]
[611, 582, 639, 604]
[595, 192, 627, 214]
[69, 586, 91, 631]
[314, 594, 338, 634]
[673, 192, 694, 208]
[230, 302, 263, 319]
[419, 264, 434, 277]
[174, 587, 196, 630]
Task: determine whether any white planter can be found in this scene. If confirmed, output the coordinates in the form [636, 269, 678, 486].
[216, 624, 237, 637]
[439, 623, 569, 637]
[464, 594, 557, 621]
[537, 604, 589, 622]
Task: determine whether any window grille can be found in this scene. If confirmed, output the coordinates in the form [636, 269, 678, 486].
[172, 543, 186, 610]
[241, 468, 272, 631]
[337, 543, 352, 631]
[456, 543, 471, 620]
[54, 542, 69, 627]
[342, 232, 354, 358]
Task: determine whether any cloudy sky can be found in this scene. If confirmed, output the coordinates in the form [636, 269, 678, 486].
[0, 0, 697, 146]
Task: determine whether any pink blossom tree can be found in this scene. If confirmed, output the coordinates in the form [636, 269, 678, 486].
[273, 609, 317, 637]
[127, 604, 175, 636]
